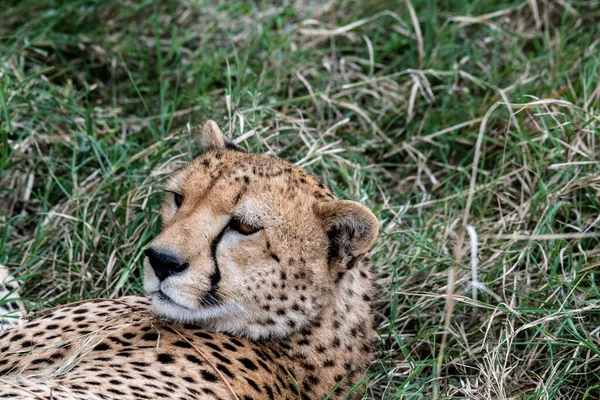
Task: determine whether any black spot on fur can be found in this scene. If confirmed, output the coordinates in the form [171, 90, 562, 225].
[212, 351, 231, 365]
[245, 377, 261, 392]
[216, 363, 234, 378]
[194, 331, 213, 340]
[205, 342, 221, 352]
[157, 353, 174, 364]
[239, 358, 258, 371]
[9, 334, 24, 342]
[263, 385, 275, 400]
[131, 361, 150, 367]
[186, 354, 203, 365]
[302, 362, 315, 371]
[93, 343, 111, 351]
[173, 340, 193, 349]
[223, 342, 237, 351]
[256, 358, 272, 373]
[201, 370, 218, 382]
[142, 332, 159, 341]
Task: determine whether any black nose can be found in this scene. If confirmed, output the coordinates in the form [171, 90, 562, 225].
[144, 247, 189, 281]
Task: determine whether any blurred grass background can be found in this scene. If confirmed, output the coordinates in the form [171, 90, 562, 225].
[1, 0, 599, 398]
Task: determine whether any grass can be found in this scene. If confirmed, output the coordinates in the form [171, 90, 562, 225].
[1, 0, 599, 398]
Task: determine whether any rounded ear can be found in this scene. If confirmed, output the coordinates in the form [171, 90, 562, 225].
[200, 120, 227, 150]
[314, 200, 379, 274]
[200, 120, 244, 152]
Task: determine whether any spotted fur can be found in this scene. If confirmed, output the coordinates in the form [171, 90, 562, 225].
[0, 121, 379, 399]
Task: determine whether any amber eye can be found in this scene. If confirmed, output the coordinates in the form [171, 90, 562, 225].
[229, 218, 260, 235]
[173, 193, 184, 208]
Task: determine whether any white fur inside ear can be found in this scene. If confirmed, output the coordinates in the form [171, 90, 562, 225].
[200, 120, 226, 150]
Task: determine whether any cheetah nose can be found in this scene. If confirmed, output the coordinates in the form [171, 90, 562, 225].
[144, 247, 189, 281]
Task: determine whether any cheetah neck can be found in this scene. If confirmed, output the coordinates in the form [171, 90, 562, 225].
[276, 262, 375, 398]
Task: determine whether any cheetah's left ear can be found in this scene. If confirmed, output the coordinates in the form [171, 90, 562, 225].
[200, 120, 244, 152]
[315, 200, 379, 273]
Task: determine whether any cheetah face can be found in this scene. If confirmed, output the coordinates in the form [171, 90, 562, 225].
[144, 121, 378, 339]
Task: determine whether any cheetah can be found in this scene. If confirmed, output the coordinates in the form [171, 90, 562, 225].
[0, 121, 379, 399]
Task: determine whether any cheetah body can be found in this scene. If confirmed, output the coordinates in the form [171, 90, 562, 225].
[0, 122, 378, 399]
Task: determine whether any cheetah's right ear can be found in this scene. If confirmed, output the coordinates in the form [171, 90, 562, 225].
[315, 200, 379, 274]
[200, 120, 244, 152]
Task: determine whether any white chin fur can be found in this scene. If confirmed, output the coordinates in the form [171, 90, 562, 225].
[150, 292, 230, 321]
[148, 292, 291, 340]
[144, 265, 295, 339]
[144, 276, 160, 294]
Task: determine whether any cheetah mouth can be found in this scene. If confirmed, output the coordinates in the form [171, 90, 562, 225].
[149, 288, 236, 325]
[154, 290, 195, 311]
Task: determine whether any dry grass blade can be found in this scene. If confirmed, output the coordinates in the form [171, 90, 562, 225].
[404, 0, 424, 69]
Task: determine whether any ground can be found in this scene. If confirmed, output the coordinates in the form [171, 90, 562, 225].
[0, 1, 599, 399]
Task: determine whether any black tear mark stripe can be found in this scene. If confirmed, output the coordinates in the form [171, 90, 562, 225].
[206, 223, 230, 302]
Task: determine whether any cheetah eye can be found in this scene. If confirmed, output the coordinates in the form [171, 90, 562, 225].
[228, 218, 260, 235]
[173, 192, 184, 208]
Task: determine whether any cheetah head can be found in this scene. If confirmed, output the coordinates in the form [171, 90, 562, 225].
[144, 121, 378, 339]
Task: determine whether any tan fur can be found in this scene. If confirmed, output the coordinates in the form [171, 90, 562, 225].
[0, 121, 379, 399]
